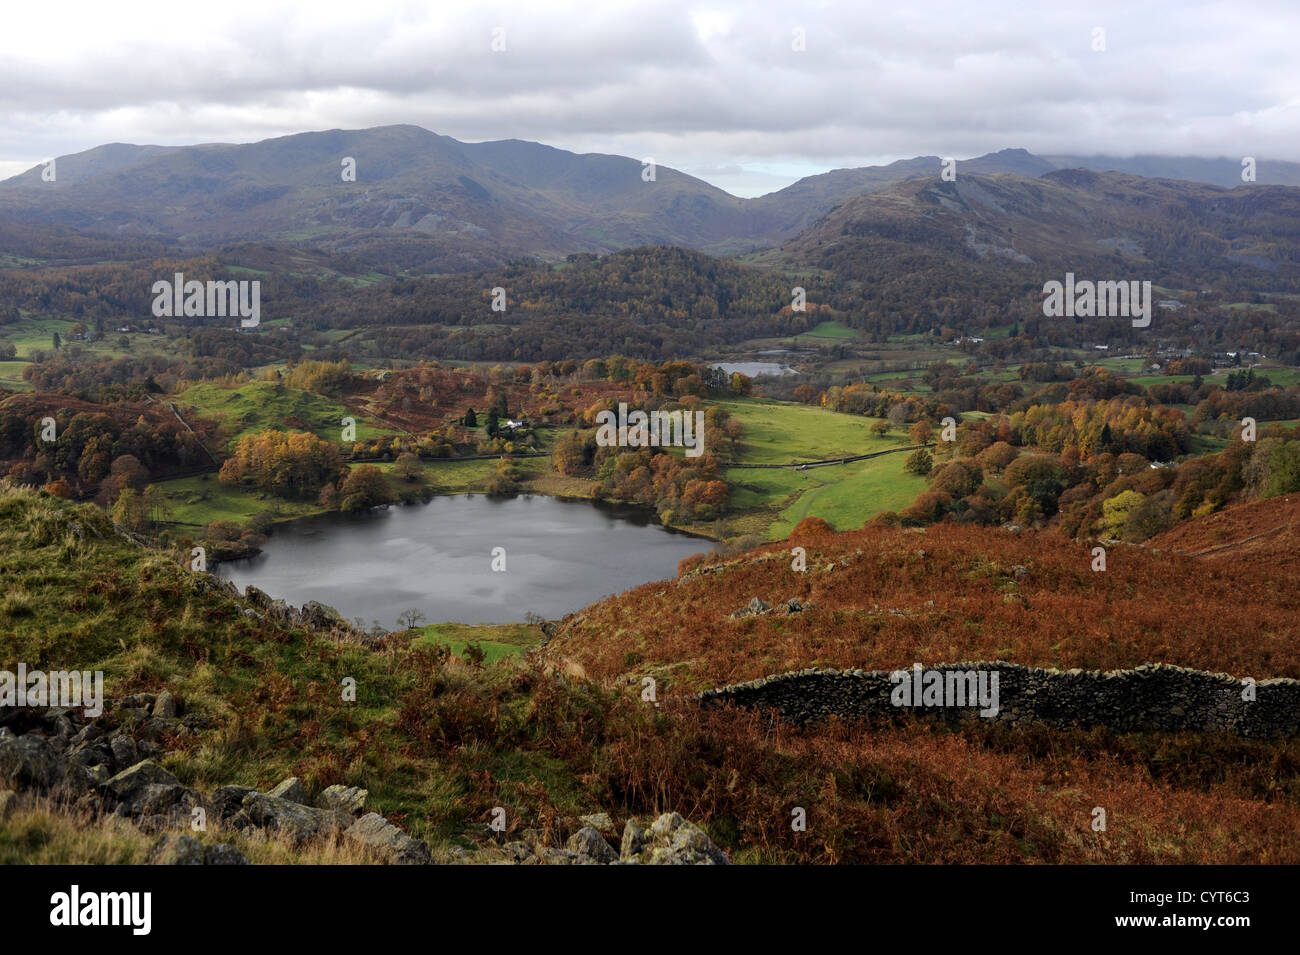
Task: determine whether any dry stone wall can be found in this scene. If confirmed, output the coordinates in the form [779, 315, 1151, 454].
[699, 662, 1300, 737]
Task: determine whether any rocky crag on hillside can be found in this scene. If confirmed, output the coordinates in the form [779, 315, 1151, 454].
[1, 693, 729, 865]
[0, 694, 428, 864]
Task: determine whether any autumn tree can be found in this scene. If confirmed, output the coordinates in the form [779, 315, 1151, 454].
[909, 419, 934, 445]
[393, 452, 423, 482]
[338, 464, 394, 512]
[904, 448, 933, 476]
[219, 430, 343, 498]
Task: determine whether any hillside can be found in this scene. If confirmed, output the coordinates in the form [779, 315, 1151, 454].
[4, 483, 1299, 865]
[760, 170, 1300, 299]
[0, 125, 779, 268]
[1149, 493, 1300, 575]
[11, 128, 1296, 274]
[541, 515, 1300, 692]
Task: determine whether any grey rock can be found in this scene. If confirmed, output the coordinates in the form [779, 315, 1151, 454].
[579, 811, 614, 832]
[108, 734, 138, 770]
[152, 691, 177, 719]
[209, 785, 257, 823]
[148, 833, 207, 865]
[503, 841, 537, 863]
[102, 760, 197, 817]
[538, 847, 582, 865]
[205, 842, 250, 865]
[315, 784, 368, 816]
[344, 812, 431, 865]
[267, 776, 309, 805]
[567, 825, 618, 863]
[237, 792, 349, 845]
[640, 813, 730, 866]
[300, 600, 348, 632]
[619, 818, 646, 861]
[148, 833, 249, 866]
[0, 734, 65, 791]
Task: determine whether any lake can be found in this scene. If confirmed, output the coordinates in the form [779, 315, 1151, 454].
[712, 361, 798, 377]
[215, 493, 715, 627]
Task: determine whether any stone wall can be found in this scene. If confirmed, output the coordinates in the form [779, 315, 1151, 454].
[699, 662, 1300, 737]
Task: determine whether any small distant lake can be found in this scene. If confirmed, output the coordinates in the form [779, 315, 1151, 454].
[216, 494, 715, 626]
[713, 361, 799, 377]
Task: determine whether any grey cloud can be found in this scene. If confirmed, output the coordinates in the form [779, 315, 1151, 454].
[1, 0, 1297, 194]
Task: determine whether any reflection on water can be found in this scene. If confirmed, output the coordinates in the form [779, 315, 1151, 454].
[216, 493, 715, 626]
[712, 361, 798, 377]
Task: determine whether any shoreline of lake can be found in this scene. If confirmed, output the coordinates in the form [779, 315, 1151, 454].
[215, 492, 718, 626]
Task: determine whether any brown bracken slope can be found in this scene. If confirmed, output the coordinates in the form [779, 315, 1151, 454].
[542, 502, 1300, 692]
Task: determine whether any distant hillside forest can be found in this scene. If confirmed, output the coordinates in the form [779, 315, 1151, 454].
[2, 243, 1298, 364]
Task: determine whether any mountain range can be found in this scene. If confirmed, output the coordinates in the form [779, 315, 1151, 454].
[3, 125, 1298, 273]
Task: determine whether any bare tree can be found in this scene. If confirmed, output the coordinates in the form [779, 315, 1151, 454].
[397, 607, 427, 630]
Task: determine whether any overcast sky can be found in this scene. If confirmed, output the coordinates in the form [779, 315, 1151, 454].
[1, 0, 1296, 196]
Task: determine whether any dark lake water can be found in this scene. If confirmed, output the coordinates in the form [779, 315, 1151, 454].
[215, 494, 715, 627]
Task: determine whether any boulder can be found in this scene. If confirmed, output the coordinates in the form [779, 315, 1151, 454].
[101, 760, 198, 817]
[148, 833, 249, 866]
[236, 792, 349, 846]
[619, 818, 646, 861]
[152, 691, 177, 719]
[300, 600, 348, 631]
[538, 847, 583, 865]
[0, 733, 65, 792]
[567, 825, 618, 863]
[108, 734, 138, 770]
[637, 813, 729, 865]
[579, 811, 614, 832]
[503, 841, 537, 864]
[267, 776, 309, 805]
[731, 597, 771, 618]
[209, 785, 257, 824]
[315, 784, 368, 816]
[344, 812, 431, 865]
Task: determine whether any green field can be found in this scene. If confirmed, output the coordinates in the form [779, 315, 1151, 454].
[157, 455, 501, 528]
[156, 474, 324, 528]
[413, 622, 544, 662]
[795, 320, 857, 340]
[0, 361, 30, 391]
[0, 316, 167, 361]
[177, 381, 398, 450]
[1092, 357, 1147, 374]
[719, 397, 927, 537]
[720, 398, 909, 464]
[727, 452, 927, 538]
[1257, 367, 1300, 387]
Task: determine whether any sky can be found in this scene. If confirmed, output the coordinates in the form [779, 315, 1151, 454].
[1, 0, 1296, 196]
